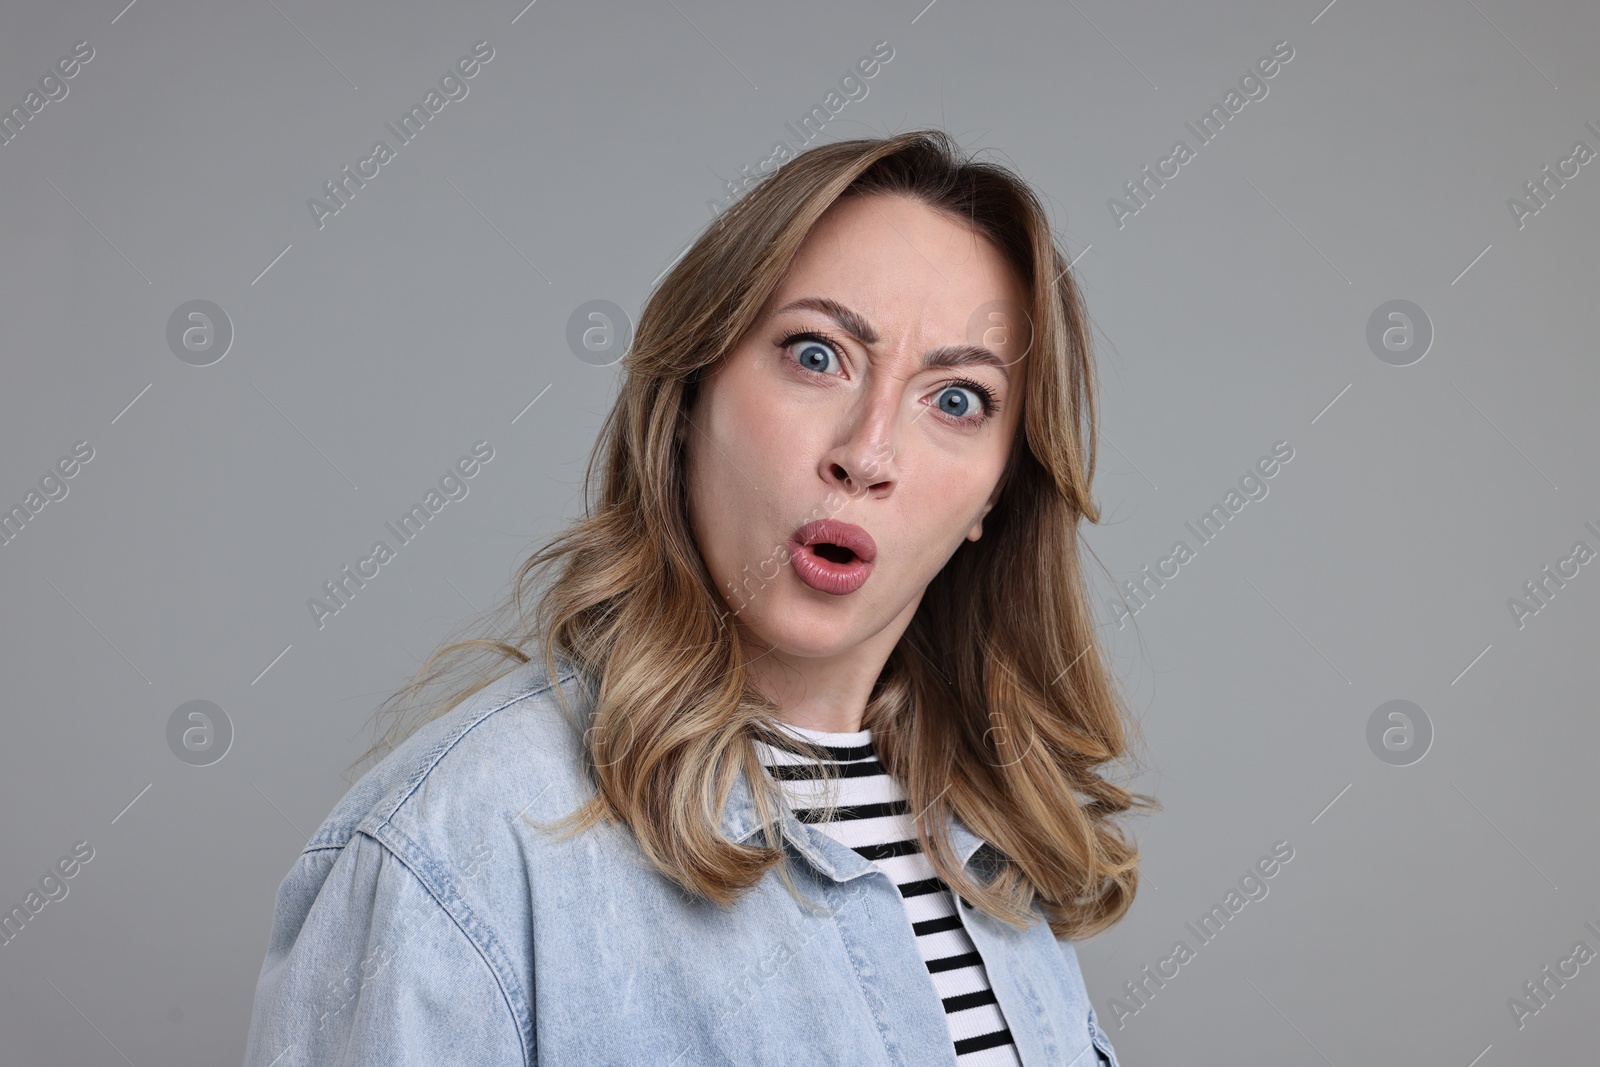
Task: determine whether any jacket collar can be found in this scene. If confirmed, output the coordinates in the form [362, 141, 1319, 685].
[556, 663, 998, 884]
[719, 754, 996, 884]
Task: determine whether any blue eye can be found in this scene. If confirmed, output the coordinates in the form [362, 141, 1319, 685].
[775, 329, 1000, 427]
[932, 379, 1000, 427]
[794, 339, 837, 373]
[936, 386, 979, 419]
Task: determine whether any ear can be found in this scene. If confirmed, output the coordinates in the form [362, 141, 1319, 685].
[965, 496, 998, 542]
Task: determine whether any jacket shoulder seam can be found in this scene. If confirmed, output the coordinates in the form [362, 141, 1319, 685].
[361, 823, 535, 1067]
[370, 666, 579, 833]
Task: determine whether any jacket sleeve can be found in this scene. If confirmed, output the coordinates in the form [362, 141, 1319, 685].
[1086, 1003, 1120, 1066]
[242, 831, 527, 1067]
[1057, 937, 1122, 1067]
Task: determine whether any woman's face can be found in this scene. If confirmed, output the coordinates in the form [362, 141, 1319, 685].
[684, 191, 1031, 666]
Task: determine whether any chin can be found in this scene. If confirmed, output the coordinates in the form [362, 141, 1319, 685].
[733, 585, 868, 659]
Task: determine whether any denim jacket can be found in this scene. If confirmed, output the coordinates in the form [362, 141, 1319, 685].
[243, 657, 1122, 1066]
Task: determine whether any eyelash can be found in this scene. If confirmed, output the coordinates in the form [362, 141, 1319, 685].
[773, 329, 1002, 427]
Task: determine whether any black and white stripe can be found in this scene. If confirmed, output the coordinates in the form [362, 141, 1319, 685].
[756, 723, 1023, 1066]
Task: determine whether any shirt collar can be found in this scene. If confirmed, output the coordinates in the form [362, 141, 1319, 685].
[718, 754, 996, 883]
[558, 666, 998, 885]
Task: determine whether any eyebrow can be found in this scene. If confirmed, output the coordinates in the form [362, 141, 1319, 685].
[771, 296, 1016, 383]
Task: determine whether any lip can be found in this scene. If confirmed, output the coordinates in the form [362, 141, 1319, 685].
[787, 519, 877, 595]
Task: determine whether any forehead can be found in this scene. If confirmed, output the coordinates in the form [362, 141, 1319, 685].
[773, 193, 1031, 345]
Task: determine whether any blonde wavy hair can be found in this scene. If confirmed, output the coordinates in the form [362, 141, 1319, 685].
[352, 128, 1156, 940]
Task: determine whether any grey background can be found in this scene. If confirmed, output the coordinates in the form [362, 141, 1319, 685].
[2, 0, 1595, 1063]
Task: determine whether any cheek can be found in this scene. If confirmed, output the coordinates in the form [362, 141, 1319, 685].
[896, 465, 997, 563]
[685, 446, 745, 608]
[684, 408, 737, 553]
[712, 370, 820, 490]
[685, 380, 793, 566]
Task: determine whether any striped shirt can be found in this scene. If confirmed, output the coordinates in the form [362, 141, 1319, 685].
[755, 722, 1024, 1066]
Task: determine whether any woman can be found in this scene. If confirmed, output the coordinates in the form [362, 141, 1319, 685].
[243, 129, 1153, 1066]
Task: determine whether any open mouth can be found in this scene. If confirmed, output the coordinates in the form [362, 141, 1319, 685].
[787, 519, 877, 595]
[808, 542, 859, 564]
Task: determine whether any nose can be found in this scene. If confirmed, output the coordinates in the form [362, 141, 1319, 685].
[817, 354, 905, 500]
[821, 434, 897, 500]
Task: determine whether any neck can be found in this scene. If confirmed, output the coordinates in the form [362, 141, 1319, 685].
[745, 660, 876, 734]
[735, 601, 918, 733]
